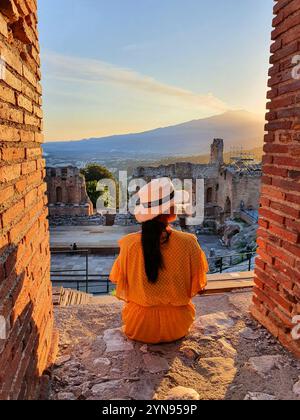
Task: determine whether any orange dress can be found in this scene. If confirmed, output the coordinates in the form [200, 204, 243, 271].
[109, 229, 208, 344]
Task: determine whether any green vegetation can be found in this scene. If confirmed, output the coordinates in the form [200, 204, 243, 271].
[81, 164, 116, 208]
[81, 164, 115, 183]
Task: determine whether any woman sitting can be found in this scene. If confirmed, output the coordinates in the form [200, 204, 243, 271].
[110, 178, 208, 344]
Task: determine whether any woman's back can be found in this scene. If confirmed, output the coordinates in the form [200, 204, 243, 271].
[111, 229, 208, 307]
[110, 177, 208, 343]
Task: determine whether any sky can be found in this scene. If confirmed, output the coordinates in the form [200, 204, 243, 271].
[38, 0, 274, 142]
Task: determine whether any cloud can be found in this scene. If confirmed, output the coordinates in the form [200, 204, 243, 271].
[122, 43, 142, 52]
[42, 51, 228, 112]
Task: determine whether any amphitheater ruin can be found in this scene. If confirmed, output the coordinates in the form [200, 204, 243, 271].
[0, 0, 299, 401]
[46, 167, 93, 217]
[46, 139, 262, 231]
[134, 139, 262, 229]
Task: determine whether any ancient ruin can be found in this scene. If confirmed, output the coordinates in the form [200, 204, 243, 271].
[0, 0, 299, 402]
[46, 167, 93, 217]
[47, 140, 262, 231]
[50, 292, 300, 401]
[134, 139, 262, 229]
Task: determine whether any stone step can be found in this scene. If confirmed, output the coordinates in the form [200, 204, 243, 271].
[52, 287, 93, 307]
[204, 271, 254, 295]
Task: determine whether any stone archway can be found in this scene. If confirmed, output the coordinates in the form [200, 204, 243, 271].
[206, 187, 213, 203]
[56, 186, 63, 203]
[224, 197, 232, 219]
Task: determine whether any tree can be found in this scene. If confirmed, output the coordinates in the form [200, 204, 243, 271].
[81, 164, 114, 183]
[85, 180, 100, 208]
[81, 164, 116, 209]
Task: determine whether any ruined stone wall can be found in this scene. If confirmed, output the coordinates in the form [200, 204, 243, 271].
[0, 0, 57, 399]
[134, 156, 262, 224]
[134, 161, 220, 219]
[46, 167, 93, 217]
[216, 169, 234, 217]
[210, 138, 224, 165]
[134, 162, 219, 182]
[231, 173, 262, 212]
[252, 0, 300, 357]
[216, 168, 262, 219]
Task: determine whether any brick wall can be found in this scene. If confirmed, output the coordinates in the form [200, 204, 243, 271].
[0, 0, 57, 399]
[252, 0, 300, 357]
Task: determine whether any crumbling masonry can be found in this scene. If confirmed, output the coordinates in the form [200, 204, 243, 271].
[46, 167, 93, 217]
[251, 0, 300, 357]
[0, 0, 299, 402]
[0, 0, 57, 399]
[134, 139, 262, 229]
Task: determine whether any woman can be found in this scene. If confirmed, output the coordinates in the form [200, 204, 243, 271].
[110, 178, 208, 344]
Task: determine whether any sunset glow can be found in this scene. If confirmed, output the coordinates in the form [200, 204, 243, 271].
[39, 0, 273, 141]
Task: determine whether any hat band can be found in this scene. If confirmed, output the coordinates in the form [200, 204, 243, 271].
[140, 190, 175, 209]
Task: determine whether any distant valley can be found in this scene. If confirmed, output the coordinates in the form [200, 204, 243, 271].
[43, 110, 265, 173]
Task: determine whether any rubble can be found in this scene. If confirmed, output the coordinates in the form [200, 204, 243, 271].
[166, 387, 200, 400]
[248, 355, 282, 376]
[50, 292, 300, 401]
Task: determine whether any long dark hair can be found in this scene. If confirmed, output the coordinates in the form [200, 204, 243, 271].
[141, 217, 171, 283]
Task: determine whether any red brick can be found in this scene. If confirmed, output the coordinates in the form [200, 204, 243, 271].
[2, 199, 24, 226]
[259, 208, 285, 224]
[0, 0, 55, 400]
[253, 0, 300, 357]
[263, 165, 288, 178]
[17, 94, 33, 113]
[270, 201, 300, 219]
[0, 163, 21, 183]
[0, 84, 16, 105]
[269, 223, 299, 243]
[266, 243, 295, 267]
[0, 185, 14, 206]
[1, 147, 25, 162]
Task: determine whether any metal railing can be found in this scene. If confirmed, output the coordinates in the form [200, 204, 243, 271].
[207, 251, 256, 274]
[50, 249, 257, 295]
[50, 250, 114, 296]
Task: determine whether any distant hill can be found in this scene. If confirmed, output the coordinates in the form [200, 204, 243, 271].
[44, 110, 265, 159]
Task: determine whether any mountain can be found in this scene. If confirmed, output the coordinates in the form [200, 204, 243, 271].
[43, 111, 265, 160]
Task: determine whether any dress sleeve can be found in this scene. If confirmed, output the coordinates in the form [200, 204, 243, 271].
[109, 240, 128, 302]
[190, 236, 209, 297]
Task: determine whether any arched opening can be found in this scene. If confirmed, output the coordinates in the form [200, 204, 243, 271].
[224, 197, 231, 219]
[56, 186, 63, 203]
[206, 187, 213, 203]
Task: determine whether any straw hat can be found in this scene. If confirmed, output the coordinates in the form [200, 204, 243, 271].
[134, 178, 190, 223]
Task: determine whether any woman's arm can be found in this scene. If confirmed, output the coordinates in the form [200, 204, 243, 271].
[190, 236, 209, 297]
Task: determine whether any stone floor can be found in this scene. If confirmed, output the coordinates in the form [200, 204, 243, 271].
[51, 254, 116, 294]
[51, 254, 115, 276]
[50, 225, 140, 249]
[50, 231, 232, 280]
[50, 226, 228, 254]
[50, 291, 300, 401]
